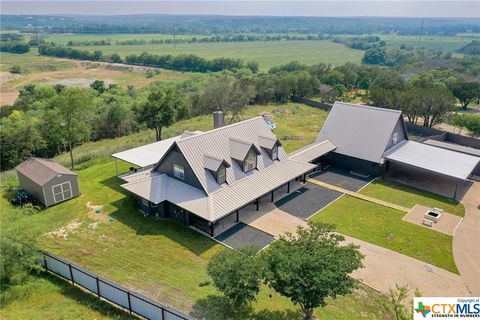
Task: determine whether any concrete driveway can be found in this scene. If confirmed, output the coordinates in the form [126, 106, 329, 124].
[453, 181, 480, 295]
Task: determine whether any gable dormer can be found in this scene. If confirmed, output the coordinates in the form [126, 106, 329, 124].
[204, 154, 231, 185]
[229, 138, 261, 173]
[258, 135, 282, 161]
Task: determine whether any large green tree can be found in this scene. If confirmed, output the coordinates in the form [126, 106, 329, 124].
[53, 88, 95, 169]
[449, 80, 479, 110]
[262, 222, 364, 320]
[134, 89, 190, 141]
[207, 246, 264, 308]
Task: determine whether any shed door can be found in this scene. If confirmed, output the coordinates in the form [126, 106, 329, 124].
[52, 181, 73, 203]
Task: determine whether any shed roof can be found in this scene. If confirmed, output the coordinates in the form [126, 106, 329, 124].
[385, 141, 480, 180]
[15, 157, 76, 186]
[316, 102, 404, 164]
[423, 139, 480, 158]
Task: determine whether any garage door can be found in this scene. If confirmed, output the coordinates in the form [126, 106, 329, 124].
[52, 182, 73, 203]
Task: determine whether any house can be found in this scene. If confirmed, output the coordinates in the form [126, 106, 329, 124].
[118, 111, 334, 237]
[15, 158, 80, 207]
[316, 102, 480, 198]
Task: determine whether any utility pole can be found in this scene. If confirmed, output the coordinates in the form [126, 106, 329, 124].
[419, 19, 424, 42]
[264, 23, 267, 43]
[34, 23, 40, 54]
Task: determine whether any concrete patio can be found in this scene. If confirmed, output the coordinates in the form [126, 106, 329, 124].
[403, 204, 463, 236]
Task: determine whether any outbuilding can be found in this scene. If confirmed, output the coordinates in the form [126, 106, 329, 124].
[15, 158, 80, 207]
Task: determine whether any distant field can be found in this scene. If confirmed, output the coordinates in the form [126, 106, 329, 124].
[380, 34, 477, 52]
[68, 40, 364, 69]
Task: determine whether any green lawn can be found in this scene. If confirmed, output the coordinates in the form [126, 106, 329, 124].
[360, 179, 465, 217]
[73, 40, 364, 70]
[0, 50, 75, 73]
[379, 34, 476, 52]
[1, 104, 390, 319]
[309, 195, 458, 274]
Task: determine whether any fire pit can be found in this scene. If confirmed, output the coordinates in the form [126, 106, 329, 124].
[424, 208, 443, 223]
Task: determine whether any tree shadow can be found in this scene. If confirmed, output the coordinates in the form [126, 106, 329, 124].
[99, 176, 218, 256]
[191, 295, 301, 320]
[1, 272, 134, 319]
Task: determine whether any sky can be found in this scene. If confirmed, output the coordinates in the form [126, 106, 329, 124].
[1, 1, 479, 17]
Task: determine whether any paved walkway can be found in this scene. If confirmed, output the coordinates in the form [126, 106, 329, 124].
[242, 205, 471, 296]
[453, 181, 480, 295]
[307, 178, 411, 212]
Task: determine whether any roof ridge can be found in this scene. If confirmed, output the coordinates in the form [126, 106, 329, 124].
[334, 101, 402, 114]
[176, 116, 264, 143]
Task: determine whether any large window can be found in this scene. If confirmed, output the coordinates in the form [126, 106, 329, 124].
[217, 165, 226, 184]
[52, 181, 72, 203]
[173, 164, 185, 179]
[271, 145, 278, 160]
[243, 149, 257, 172]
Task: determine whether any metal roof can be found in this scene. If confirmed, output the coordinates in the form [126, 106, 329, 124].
[385, 141, 480, 180]
[172, 117, 289, 194]
[122, 159, 315, 221]
[258, 135, 281, 149]
[204, 154, 231, 172]
[316, 102, 404, 164]
[289, 140, 336, 163]
[15, 157, 76, 186]
[423, 139, 480, 157]
[111, 136, 181, 168]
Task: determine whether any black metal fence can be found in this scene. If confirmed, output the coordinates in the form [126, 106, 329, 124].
[40, 251, 194, 320]
[290, 96, 332, 111]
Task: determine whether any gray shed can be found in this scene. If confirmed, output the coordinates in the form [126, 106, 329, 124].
[15, 158, 80, 207]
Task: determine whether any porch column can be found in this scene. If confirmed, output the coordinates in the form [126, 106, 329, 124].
[302, 174, 306, 184]
[271, 190, 274, 202]
[235, 210, 239, 222]
[453, 181, 459, 200]
[287, 181, 290, 193]
[256, 198, 259, 211]
[210, 222, 214, 237]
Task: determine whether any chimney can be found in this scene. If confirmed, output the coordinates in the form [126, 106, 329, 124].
[213, 108, 224, 129]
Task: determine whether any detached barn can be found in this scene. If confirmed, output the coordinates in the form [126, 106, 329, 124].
[15, 158, 80, 207]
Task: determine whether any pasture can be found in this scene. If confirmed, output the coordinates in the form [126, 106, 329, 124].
[380, 33, 478, 52]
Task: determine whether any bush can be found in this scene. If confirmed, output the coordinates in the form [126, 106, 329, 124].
[9, 65, 22, 74]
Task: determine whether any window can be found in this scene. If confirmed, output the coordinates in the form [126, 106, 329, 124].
[392, 132, 399, 145]
[52, 181, 72, 203]
[173, 164, 185, 179]
[243, 149, 257, 172]
[217, 165, 226, 184]
[271, 145, 278, 160]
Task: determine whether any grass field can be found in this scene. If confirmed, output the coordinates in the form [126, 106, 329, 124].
[380, 34, 477, 52]
[72, 40, 364, 70]
[0, 104, 391, 319]
[309, 195, 458, 274]
[360, 179, 465, 217]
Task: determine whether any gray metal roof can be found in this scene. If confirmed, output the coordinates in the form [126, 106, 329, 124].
[15, 157, 76, 186]
[423, 139, 480, 157]
[204, 154, 231, 172]
[316, 102, 404, 164]
[111, 136, 181, 168]
[385, 141, 480, 180]
[122, 159, 315, 221]
[173, 117, 289, 194]
[289, 140, 336, 163]
[258, 135, 281, 149]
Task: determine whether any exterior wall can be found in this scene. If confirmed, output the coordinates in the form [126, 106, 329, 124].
[213, 211, 238, 237]
[326, 153, 385, 177]
[16, 172, 47, 206]
[385, 118, 407, 151]
[44, 174, 80, 207]
[155, 145, 203, 190]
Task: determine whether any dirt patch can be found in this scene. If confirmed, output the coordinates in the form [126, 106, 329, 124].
[46, 220, 83, 240]
[0, 90, 20, 106]
[280, 135, 302, 141]
[86, 201, 110, 223]
[0, 72, 21, 85]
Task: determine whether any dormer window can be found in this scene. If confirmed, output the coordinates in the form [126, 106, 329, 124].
[271, 145, 278, 160]
[243, 148, 257, 172]
[217, 165, 226, 184]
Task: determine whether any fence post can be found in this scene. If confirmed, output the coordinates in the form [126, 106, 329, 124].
[96, 277, 101, 298]
[43, 255, 48, 272]
[68, 263, 74, 285]
[127, 291, 132, 314]
[161, 308, 165, 320]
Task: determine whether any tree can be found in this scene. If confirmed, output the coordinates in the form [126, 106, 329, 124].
[53, 88, 95, 169]
[134, 89, 189, 141]
[90, 80, 106, 94]
[449, 80, 479, 110]
[262, 222, 364, 320]
[381, 284, 421, 320]
[207, 246, 264, 307]
[318, 84, 340, 103]
[417, 87, 455, 128]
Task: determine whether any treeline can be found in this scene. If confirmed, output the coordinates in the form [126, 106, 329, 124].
[332, 35, 385, 50]
[0, 33, 30, 53]
[65, 34, 328, 47]
[39, 44, 259, 73]
[459, 40, 480, 56]
[4, 15, 480, 36]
